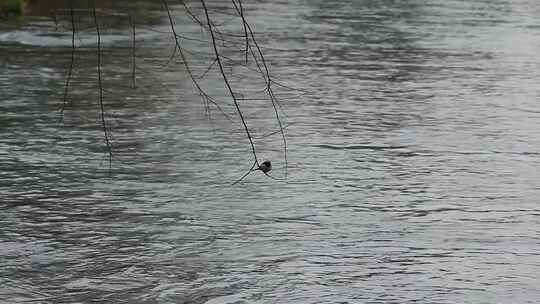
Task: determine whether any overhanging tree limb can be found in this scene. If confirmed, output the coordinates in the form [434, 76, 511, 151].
[201, 0, 259, 166]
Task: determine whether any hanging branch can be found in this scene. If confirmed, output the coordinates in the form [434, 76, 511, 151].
[60, 3, 76, 120]
[51, 9, 59, 30]
[178, 0, 229, 50]
[128, 10, 136, 89]
[178, 0, 204, 27]
[231, 0, 288, 177]
[237, 0, 249, 64]
[200, 0, 259, 167]
[91, 0, 113, 165]
[55, 1, 289, 179]
[162, 0, 231, 120]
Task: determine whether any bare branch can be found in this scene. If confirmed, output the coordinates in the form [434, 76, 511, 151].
[232, 161, 257, 185]
[60, 3, 75, 120]
[91, 0, 113, 166]
[201, 0, 259, 166]
[128, 9, 136, 89]
[236, 0, 249, 64]
[231, 0, 288, 177]
[162, 0, 229, 119]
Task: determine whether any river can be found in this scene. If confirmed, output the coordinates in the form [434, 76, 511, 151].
[1, 0, 539, 303]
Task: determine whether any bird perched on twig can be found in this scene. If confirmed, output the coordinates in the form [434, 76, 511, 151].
[232, 160, 273, 185]
[258, 160, 272, 173]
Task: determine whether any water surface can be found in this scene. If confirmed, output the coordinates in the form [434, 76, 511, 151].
[1, 0, 540, 303]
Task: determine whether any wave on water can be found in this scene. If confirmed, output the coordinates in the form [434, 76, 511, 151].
[0, 30, 155, 47]
[313, 144, 408, 150]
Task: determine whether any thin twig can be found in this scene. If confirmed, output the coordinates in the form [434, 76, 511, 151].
[252, 123, 293, 139]
[128, 10, 136, 89]
[201, 0, 259, 166]
[51, 9, 59, 30]
[92, 0, 113, 166]
[231, 0, 288, 178]
[198, 57, 218, 79]
[232, 161, 257, 185]
[231, 161, 283, 185]
[178, 0, 205, 27]
[162, 0, 232, 121]
[236, 0, 249, 64]
[60, 3, 76, 120]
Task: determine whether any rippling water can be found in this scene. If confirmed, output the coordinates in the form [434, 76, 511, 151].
[1, 0, 540, 303]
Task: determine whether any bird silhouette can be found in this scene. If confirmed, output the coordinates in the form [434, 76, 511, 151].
[258, 160, 272, 173]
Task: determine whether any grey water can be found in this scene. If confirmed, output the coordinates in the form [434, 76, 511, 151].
[1, 0, 540, 303]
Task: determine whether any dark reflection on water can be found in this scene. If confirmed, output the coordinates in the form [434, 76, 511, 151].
[2, 0, 540, 303]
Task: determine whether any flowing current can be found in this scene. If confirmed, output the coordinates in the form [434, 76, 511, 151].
[1, 0, 539, 303]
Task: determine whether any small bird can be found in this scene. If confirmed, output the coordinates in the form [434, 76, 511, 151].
[258, 160, 272, 173]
